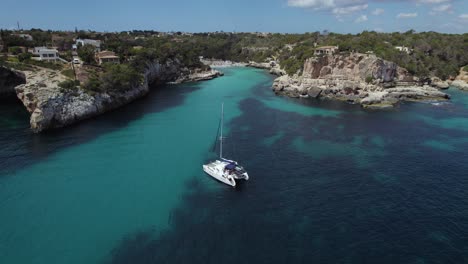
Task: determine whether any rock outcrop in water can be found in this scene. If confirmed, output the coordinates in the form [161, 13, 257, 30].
[0, 66, 26, 97]
[13, 60, 222, 133]
[272, 53, 449, 108]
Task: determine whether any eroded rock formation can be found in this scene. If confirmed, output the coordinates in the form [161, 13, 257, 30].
[273, 53, 449, 108]
[0, 66, 26, 97]
[14, 60, 222, 133]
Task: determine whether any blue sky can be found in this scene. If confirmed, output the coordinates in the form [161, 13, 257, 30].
[1, 0, 467, 33]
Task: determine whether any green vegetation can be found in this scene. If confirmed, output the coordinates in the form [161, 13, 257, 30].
[8, 46, 23, 55]
[83, 64, 142, 93]
[100, 64, 142, 91]
[58, 79, 80, 89]
[2, 29, 467, 91]
[463, 66, 468, 72]
[18, 53, 32, 62]
[77, 44, 96, 64]
[365, 76, 374, 84]
[0, 60, 35, 71]
[61, 69, 75, 79]
[25, 60, 63, 70]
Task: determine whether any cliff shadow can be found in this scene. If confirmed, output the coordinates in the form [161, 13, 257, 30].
[0, 82, 203, 176]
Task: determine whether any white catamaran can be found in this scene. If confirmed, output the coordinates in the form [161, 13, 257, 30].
[203, 103, 249, 187]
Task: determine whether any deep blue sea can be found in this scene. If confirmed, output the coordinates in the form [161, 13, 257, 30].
[1, 67, 467, 264]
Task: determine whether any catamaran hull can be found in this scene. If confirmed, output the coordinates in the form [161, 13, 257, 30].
[203, 165, 236, 187]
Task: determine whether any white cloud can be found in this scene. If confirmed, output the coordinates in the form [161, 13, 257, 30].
[397, 13, 418, 18]
[417, 0, 450, 3]
[372, 8, 384, 16]
[355, 14, 368, 23]
[333, 4, 368, 15]
[459, 14, 468, 20]
[287, 0, 336, 9]
[432, 4, 452, 12]
[287, 0, 368, 13]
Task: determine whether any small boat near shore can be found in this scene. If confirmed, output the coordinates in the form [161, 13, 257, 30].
[203, 103, 249, 187]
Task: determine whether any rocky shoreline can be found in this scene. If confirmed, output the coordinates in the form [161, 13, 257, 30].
[271, 53, 452, 109]
[246, 61, 286, 76]
[200, 59, 247, 68]
[5, 61, 222, 133]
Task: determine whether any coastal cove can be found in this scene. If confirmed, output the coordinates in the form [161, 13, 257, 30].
[1, 67, 468, 264]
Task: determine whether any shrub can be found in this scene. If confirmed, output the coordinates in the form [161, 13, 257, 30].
[100, 64, 142, 92]
[58, 79, 80, 89]
[26, 60, 63, 70]
[464, 66, 468, 72]
[77, 44, 96, 64]
[18, 52, 32, 62]
[61, 69, 75, 79]
[83, 76, 102, 92]
[8, 46, 23, 55]
[365, 76, 374, 84]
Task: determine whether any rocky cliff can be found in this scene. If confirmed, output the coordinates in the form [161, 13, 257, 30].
[247, 61, 286, 76]
[14, 60, 222, 133]
[0, 66, 26, 97]
[450, 67, 468, 90]
[272, 53, 449, 108]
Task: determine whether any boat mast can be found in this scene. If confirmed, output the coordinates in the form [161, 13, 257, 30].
[220, 103, 224, 159]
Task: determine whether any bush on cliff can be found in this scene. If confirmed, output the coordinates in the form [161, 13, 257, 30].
[78, 44, 97, 64]
[84, 64, 142, 93]
[18, 53, 32, 62]
[58, 79, 80, 90]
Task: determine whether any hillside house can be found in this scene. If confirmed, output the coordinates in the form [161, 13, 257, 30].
[14, 34, 33, 41]
[36, 47, 59, 62]
[395, 46, 412, 54]
[74, 39, 101, 52]
[314, 46, 339, 56]
[32, 46, 47, 55]
[96, 50, 119, 65]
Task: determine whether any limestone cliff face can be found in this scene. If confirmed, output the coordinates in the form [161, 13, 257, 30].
[451, 67, 468, 90]
[273, 53, 449, 108]
[302, 54, 405, 82]
[247, 61, 286, 76]
[0, 66, 26, 97]
[15, 60, 222, 133]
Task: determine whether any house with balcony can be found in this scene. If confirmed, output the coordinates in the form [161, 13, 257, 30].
[96, 50, 120, 65]
[314, 46, 339, 56]
[74, 38, 101, 52]
[35, 47, 60, 62]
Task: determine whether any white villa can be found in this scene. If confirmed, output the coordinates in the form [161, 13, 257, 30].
[34, 47, 60, 62]
[395, 46, 412, 54]
[32, 46, 47, 55]
[314, 46, 339, 56]
[14, 34, 33, 41]
[74, 39, 101, 51]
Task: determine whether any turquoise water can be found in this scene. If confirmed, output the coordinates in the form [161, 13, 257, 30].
[1, 68, 468, 263]
[0, 68, 269, 264]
